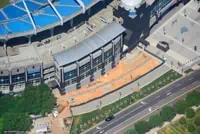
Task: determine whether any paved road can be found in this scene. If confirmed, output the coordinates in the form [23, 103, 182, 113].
[85, 71, 200, 134]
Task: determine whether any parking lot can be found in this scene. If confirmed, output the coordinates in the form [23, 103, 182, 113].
[146, 0, 200, 72]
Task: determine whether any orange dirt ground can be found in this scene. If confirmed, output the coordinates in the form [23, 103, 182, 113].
[56, 50, 161, 106]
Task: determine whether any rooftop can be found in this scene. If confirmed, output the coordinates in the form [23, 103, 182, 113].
[53, 22, 126, 66]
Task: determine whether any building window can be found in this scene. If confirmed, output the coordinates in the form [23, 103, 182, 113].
[79, 62, 91, 75]
[65, 81, 70, 86]
[104, 48, 113, 60]
[71, 78, 77, 84]
[79, 74, 85, 80]
[93, 55, 102, 67]
[64, 69, 77, 81]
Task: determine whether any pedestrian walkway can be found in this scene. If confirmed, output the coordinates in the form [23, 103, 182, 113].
[71, 62, 169, 115]
[148, 0, 200, 72]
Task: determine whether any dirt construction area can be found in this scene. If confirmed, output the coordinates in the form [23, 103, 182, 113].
[55, 48, 162, 106]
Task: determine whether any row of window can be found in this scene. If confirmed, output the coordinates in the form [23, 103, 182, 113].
[79, 62, 91, 75]
[151, 0, 172, 17]
[0, 76, 9, 85]
[0, 71, 41, 85]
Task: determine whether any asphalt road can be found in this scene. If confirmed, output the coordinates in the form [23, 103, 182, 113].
[85, 71, 200, 134]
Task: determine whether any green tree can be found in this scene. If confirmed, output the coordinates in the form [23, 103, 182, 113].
[125, 128, 138, 134]
[195, 116, 200, 126]
[185, 108, 195, 118]
[135, 121, 152, 134]
[174, 100, 189, 114]
[179, 117, 186, 125]
[186, 91, 200, 107]
[187, 123, 196, 132]
[160, 106, 176, 122]
[2, 113, 32, 131]
[0, 117, 3, 134]
[149, 114, 163, 128]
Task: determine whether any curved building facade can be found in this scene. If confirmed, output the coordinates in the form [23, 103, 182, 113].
[53, 23, 125, 93]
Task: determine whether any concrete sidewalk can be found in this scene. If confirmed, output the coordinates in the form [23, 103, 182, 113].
[71, 63, 169, 115]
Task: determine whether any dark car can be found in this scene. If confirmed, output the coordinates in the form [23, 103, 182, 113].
[105, 115, 115, 122]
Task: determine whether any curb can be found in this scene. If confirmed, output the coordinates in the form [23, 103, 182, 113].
[82, 71, 183, 134]
[114, 84, 200, 134]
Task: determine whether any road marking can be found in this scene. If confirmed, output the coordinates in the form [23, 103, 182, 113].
[181, 87, 186, 91]
[113, 85, 200, 134]
[188, 77, 194, 81]
[153, 95, 161, 100]
[176, 84, 181, 87]
[93, 105, 144, 134]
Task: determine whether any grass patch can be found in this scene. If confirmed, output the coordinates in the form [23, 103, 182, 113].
[70, 70, 182, 134]
[0, 0, 9, 8]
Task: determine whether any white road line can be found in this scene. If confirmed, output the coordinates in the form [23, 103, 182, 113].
[188, 77, 194, 81]
[176, 84, 181, 87]
[181, 87, 186, 91]
[94, 105, 144, 134]
[153, 95, 161, 100]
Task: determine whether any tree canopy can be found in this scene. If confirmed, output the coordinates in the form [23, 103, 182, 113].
[179, 117, 186, 125]
[174, 100, 189, 114]
[2, 113, 32, 131]
[195, 116, 200, 126]
[187, 123, 196, 132]
[185, 108, 195, 118]
[0, 84, 56, 133]
[186, 91, 200, 106]
[135, 121, 152, 134]
[148, 114, 163, 128]
[125, 128, 138, 134]
[160, 106, 176, 122]
[0, 84, 56, 116]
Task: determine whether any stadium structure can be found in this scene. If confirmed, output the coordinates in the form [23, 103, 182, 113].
[0, 0, 189, 94]
[0, 0, 98, 42]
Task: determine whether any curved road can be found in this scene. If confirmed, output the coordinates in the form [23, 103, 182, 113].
[85, 71, 200, 134]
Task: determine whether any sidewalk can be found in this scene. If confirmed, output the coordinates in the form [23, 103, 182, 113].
[71, 63, 169, 115]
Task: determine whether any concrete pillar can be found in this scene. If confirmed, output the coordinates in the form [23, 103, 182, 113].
[9, 70, 12, 87]
[70, 19, 74, 27]
[28, 35, 32, 44]
[3, 41, 6, 51]
[90, 54, 93, 69]
[101, 0, 105, 4]
[87, 8, 91, 16]
[25, 68, 28, 82]
[50, 28, 54, 37]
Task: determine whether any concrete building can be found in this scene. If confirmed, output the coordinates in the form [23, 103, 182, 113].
[53, 23, 125, 92]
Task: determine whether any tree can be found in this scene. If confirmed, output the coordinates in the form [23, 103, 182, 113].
[174, 100, 189, 114]
[187, 123, 196, 132]
[179, 117, 186, 125]
[185, 108, 195, 118]
[195, 116, 200, 126]
[0, 118, 3, 134]
[186, 91, 200, 107]
[125, 128, 138, 134]
[135, 121, 152, 134]
[2, 113, 32, 131]
[160, 106, 176, 122]
[149, 114, 163, 128]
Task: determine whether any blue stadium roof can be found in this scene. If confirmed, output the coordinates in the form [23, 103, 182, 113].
[0, 0, 100, 40]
